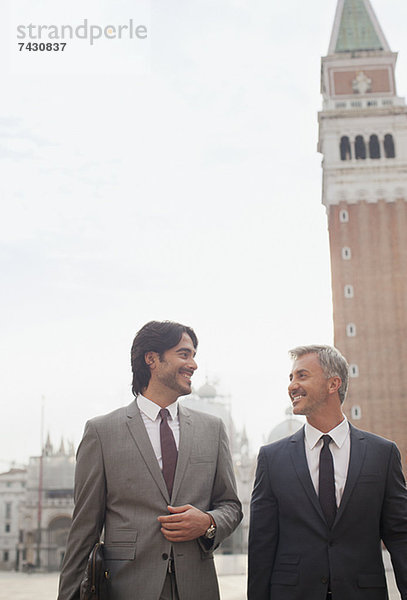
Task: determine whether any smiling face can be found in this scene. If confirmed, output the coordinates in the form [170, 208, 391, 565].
[147, 332, 197, 401]
[288, 353, 332, 419]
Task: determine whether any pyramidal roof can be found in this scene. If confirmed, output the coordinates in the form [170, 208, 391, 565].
[328, 0, 390, 54]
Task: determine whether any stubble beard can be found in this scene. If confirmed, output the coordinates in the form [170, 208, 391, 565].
[158, 368, 191, 398]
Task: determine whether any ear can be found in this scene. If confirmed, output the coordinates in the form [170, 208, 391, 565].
[328, 376, 341, 395]
[144, 351, 157, 369]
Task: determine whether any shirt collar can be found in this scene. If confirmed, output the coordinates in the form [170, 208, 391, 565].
[305, 417, 349, 450]
[137, 394, 178, 422]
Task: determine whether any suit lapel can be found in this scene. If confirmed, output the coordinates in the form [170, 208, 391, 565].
[290, 426, 326, 524]
[125, 401, 170, 502]
[171, 405, 193, 503]
[334, 424, 366, 526]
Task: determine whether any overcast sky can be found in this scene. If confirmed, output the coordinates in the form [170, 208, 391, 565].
[1, 0, 406, 468]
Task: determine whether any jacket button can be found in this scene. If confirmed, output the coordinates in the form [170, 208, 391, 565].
[162, 553, 169, 560]
[321, 576, 329, 584]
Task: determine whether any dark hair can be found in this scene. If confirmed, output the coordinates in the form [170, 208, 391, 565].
[131, 320, 198, 396]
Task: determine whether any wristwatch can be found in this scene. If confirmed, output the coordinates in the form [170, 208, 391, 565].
[204, 515, 217, 539]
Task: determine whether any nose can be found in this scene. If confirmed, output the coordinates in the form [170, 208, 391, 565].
[288, 379, 298, 396]
[189, 356, 198, 371]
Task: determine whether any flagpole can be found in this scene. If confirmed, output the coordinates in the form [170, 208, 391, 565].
[35, 396, 45, 568]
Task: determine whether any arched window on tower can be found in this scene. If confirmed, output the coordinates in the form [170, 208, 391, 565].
[340, 136, 352, 161]
[369, 134, 380, 159]
[355, 136, 366, 160]
[384, 134, 395, 158]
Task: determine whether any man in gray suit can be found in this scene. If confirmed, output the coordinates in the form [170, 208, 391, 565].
[58, 320, 242, 600]
[248, 345, 407, 600]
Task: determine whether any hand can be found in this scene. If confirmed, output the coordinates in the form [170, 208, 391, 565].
[157, 504, 212, 542]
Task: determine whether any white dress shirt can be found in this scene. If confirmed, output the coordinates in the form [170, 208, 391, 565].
[137, 394, 180, 469]
[304, 418, 350, 507]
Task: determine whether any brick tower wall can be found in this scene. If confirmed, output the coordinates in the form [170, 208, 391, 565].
[328, 198, 407, 467]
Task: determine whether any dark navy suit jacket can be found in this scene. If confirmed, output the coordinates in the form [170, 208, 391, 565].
[248, 424, 407, 600]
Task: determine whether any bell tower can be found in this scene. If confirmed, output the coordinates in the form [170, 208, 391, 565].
[318, 0, 407, 462]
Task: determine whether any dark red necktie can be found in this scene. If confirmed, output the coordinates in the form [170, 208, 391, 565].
[159, 409, 178, 496]
[319, 435, 337, 528]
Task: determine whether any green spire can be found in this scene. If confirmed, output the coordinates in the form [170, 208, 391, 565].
[335, 0, 384, 53]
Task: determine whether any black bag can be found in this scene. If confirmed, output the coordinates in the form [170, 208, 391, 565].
[80, 541, 110, 600]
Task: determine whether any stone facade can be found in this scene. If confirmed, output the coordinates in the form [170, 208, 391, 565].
[21, 441, 75, 571]
[0, 436, 76, 572]
[0, 468, 27, 570]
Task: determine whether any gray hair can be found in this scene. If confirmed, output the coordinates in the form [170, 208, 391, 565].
[289, 345, 349, 404]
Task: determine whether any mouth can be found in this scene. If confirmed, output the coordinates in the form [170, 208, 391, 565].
[179, 370, 193, 383]
[291, 394, 305, 405]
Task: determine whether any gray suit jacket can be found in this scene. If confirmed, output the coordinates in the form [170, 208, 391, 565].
[248, 424, 407, 600]
[58, 401, 242, 600]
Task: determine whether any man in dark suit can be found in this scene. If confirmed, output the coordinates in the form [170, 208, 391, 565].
[58, 320, 242, 600]
[248, 344, 407, 600]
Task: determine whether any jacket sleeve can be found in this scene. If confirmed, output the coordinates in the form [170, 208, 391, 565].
[380, 442, 407, 600]
[248, 446, 279, 600]
[203, 419, 243, 550]
[57, 420, 106, 600]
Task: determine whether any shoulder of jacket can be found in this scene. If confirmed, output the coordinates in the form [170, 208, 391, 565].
[179, 405, 222, 425]
[259, 432, 300, 455]
[88, 405, 129, 429]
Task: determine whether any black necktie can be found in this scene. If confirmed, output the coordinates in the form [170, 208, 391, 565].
[319, 435, 337, 528]
[159, 409, 178, 497]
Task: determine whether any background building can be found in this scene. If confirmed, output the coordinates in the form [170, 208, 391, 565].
[318, 0, 407, 463]
[266, 407, 303, 444]
[18, 436, 75, 571]
[0, 468, 26, 570]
